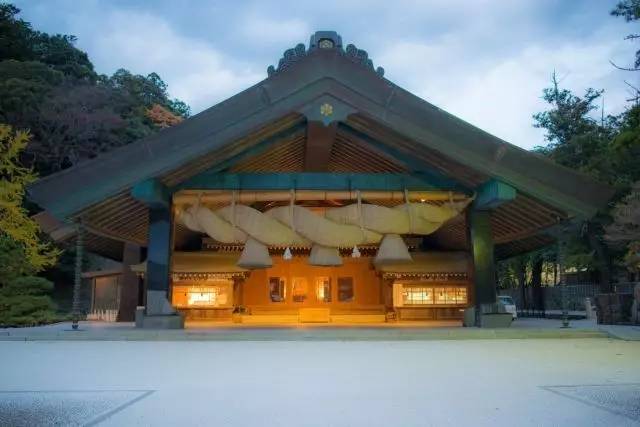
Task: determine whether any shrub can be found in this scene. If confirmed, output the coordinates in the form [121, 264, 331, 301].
[0, 275, 62, 327]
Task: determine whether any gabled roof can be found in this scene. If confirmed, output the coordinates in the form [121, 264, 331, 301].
[29, 30, 613, 263]
[29, 31, 612, 221]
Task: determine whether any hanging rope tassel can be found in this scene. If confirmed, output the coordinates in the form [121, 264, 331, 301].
[352, 190, 363, 258]
[283, 188, 295, 260]
[405, 188, 414, 234]
[231, 190, 239, 242]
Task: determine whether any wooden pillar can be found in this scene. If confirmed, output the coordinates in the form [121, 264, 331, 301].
[468, 209, 497, 308]
[145, 205, 174, 315]
[71, 222, 84, 330]
[118, 242, 141, 321]
[131, 178, 179, 318]
[468, 179, 516, 326]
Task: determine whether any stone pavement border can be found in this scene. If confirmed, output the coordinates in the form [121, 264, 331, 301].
[0, 320, 620, 341]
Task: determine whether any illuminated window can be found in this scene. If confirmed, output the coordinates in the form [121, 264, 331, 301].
[269, 277, 286, 302]
[402, 285, 467, 306]
[337, 277, 354, 302]
[456, 288, 467, 304]
[402, 287, 433, 305]
[315, 277, 331, 302]
[434, 287, 464, 304]
[292, 277, 308, 302]
[172, 283, 231, 308]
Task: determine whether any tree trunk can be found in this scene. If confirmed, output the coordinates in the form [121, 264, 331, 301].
[516, 258, 527, 311]
[586, 221, 612, 293]
[531, 255, 544, 312]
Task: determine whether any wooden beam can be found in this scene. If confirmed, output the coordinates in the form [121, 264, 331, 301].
[173, 189, 469, 206]
[304, 121, 337, 171]
[474, 179, 516, 210]
[173, 172, 458, 192]
[204, 124, 306, 174]
[131, 179, 169, 209]
[339, 124, 471, 193]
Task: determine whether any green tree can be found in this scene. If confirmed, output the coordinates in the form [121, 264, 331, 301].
[532, 74, 615, 291]
[0, 4, 95, 80]
[0, 3, 190, 176]
[0, 275, 59, 326]
[533, 72, 614, 183]
[605, 182, 640, 278]
[609, 104, 640, 189]
[611, 0, 640, 71]
[0, 124, 58, 278]
[105, 69, 190, 118]
[0, 3, 33, 61]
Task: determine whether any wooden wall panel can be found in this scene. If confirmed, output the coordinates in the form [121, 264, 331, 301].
[241, 257, 383, 311]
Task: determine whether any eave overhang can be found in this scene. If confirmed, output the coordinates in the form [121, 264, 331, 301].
[28, 40, 613, 226]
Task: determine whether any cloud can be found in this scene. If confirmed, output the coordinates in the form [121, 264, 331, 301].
[71, 10, 264, 113]
[13, 0, 638, 149]
[376, 22, 635, 149]
[238, 12, 311, 47]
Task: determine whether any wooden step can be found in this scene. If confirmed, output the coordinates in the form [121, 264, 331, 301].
[235, 314, 299, 324]
[299, 308, 330, 323]
[330, 314, 386, 323]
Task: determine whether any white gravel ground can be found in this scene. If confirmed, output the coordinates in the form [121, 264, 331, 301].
[0, 338, 639, 426]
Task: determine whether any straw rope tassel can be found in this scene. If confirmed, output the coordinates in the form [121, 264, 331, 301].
[231, 190, 237, 238]
[352, 190, 363, 258]
[283, 188, 295, 260]
[405, 188, 414, 234]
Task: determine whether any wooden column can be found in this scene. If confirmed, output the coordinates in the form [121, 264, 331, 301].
[303, 121, 337, 171]
[131, 178, 177, 317]
[468, 209, 497, 309]
[469, 179, 516, 317]
[118, 242, 142, 321]
[145, 205, 173, 315]
[71, 222, 84, 330]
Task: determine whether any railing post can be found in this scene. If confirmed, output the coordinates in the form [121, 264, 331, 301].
[558, 227, 570, 328]
[71, 221, 84, 330]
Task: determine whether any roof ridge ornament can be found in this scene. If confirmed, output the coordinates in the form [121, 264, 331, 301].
[267, 31, 385, 78]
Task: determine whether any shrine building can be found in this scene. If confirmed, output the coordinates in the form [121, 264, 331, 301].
[29, 31, 612, 328]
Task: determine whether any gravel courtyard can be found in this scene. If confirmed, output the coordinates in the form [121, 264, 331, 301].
[0, 337, 639, 426]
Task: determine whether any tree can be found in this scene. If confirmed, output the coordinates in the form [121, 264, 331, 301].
[0, 3, 34, 61]
[0, 60, 63, 127]
[605, 182, 640, 278]
[0, 124, 58, 278]
[105, 69, 190, 118]
[1, 4, 190, 176]
[610, 104, 640, 189]
[146, 103, 184, 129]
[533, 74, 615, 291]
[0, 275, 60, 326]
[0, 4, 95, 80]
[533, 72, 614, 183]
[611, 0, 640, 71]
[29, 83, 127, 173]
